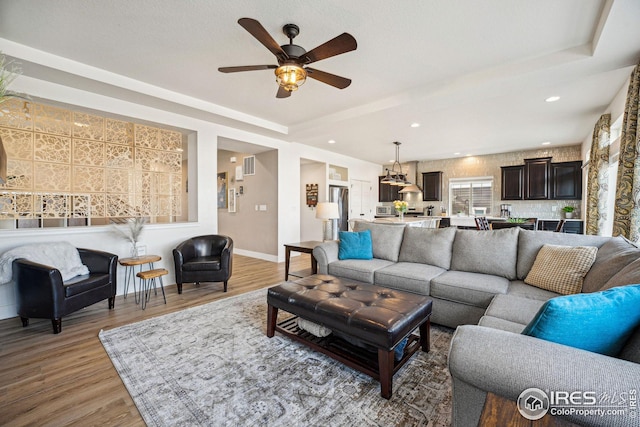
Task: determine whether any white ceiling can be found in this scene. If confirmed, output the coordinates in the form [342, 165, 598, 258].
[1, 0, 639, 165]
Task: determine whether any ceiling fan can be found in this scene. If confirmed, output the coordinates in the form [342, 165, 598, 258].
[218, 18, 357, 98]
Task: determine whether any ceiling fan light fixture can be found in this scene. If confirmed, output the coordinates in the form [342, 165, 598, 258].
[275, 64, 307, 91]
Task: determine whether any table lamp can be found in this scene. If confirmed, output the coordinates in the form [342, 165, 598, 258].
[316, 202, 340, 241]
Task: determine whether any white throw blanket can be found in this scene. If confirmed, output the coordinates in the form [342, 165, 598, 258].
[0, 242, 90, 285]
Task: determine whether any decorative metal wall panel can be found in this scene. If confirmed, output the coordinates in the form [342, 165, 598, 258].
[34, 133, 71, 164]
[105, 143, 133, 169]
[36, 194, 68, 217]
[34, 162, 70, 192]
[171, 173, 181, 196]
[136, 194, 152, 216]
[73, 140, 104, 166]
[90, 193, 105, 218]
[155, 173, 171, 194]
[33, 104, 72, 136]
[106, 194, 136, 217]
[155, 195, 171, 216]
[0, 101, 184, 225]
[134, 124, 160, 149]
[71, 195, 91, 218]
[0, 193, 35, 219]
[160, 129, 182, 151]
[73, 166, 105, 192]
[106, 168, 132, 194]
[0, 129, 33, 159]
[73, 112, 104, 141]
[0, 99, 33, 130]
[135, 147, 181, 173]
[136, 172, 152, 194]
[105, 118, 133, 145]
[16, 194, 34, 217]
[5, 159, 33, 189]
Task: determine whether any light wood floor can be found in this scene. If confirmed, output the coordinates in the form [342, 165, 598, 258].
[0, 253, 311, 426]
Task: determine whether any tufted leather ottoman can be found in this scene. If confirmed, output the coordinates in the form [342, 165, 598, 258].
[267, 274, 432, 399]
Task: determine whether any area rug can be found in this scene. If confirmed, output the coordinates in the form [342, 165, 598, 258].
[99, 289, 453, 426]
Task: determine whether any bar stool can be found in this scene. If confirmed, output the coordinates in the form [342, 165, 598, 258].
[136, 268, 168, 310]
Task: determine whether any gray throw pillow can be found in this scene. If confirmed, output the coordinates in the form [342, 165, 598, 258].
[398, 227, 456, 269]
[582, 236, 640, 293]
[353, 222, 405, 262]
[451, 227, 519, 279]
[601, 258, 640, 290]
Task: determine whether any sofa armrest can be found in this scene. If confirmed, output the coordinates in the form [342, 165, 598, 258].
[14, 259, 65, 316]
[448, 325, 640, 427]
[78, 248, 118, 275]
[312, 241, 339, 274]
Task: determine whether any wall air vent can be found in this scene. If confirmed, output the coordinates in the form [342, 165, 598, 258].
[243, 155, 255, 176]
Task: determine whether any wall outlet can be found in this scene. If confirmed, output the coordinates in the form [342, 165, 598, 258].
[259, 204, 267, 211]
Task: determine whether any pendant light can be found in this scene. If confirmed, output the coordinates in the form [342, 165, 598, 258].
[382, 141, 411, 186]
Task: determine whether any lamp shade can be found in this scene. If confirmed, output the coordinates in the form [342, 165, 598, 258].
[316, 202, 340, 220]
[275, 64, 307, 92]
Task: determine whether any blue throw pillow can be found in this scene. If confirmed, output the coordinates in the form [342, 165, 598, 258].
[338, 230, 373, 260]
[522, 284, 640, 356]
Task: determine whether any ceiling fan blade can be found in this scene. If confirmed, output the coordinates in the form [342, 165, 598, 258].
[303, 33, 357, 64]
[276, 86, 291, 98]
[306, 68, 352, 89]
[238, 18, 288, 61]
[218, 65, 277, 73]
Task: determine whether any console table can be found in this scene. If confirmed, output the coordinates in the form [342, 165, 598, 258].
[284, 241, 321, 280]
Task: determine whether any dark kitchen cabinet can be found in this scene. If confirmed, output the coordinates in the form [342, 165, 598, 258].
[538, 220, 584, 234]
[524, 157, 551, 200]
[422, 171, 443, 201]
[501, 165, 524, 200]
[551, 161, 582, 200]
[378, 175, 402, 202]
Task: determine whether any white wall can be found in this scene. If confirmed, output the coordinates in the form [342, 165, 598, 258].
[0, 75, 381, 320]
[581, 76, 629, 160]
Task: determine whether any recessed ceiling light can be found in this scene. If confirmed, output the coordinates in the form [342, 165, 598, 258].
[466, 154, 471, 157]
[545, 96, 560, 103]
[454, 152, 461, 155]
[328, 139, 336, 144]
[410, 122, 420, 128]
[542, 141, 551, 145]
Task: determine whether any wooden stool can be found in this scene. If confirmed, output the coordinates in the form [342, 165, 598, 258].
[137, 268, 168, 310]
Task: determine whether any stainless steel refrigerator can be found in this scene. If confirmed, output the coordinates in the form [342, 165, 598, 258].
[329, 186, 349, 240]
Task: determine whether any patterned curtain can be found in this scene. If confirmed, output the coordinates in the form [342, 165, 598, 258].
[585, 114, 610, 235]
[613, 63, 640, 241]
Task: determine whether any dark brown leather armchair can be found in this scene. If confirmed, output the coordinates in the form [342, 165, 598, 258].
[172, 235, 233, 294]
[15, 248, 118, 334]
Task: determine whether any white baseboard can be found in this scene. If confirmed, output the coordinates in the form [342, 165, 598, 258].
[234, 248, 279, 263]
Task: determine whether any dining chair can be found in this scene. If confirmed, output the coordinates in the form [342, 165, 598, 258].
[474, 216, 491, 230]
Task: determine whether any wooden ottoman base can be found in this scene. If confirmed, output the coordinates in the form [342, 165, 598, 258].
[266, 275, 433, 399]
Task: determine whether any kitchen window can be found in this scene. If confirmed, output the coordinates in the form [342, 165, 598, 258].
[449, 178, 493, 216]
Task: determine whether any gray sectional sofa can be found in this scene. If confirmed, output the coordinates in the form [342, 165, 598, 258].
[312, 222, 640, 427]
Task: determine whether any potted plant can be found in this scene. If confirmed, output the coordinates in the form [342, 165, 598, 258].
[112, 217, 147, 257]
[562, 206, 575, 219]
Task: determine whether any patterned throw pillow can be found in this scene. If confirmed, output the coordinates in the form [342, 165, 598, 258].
[524, 244, 598, 295]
